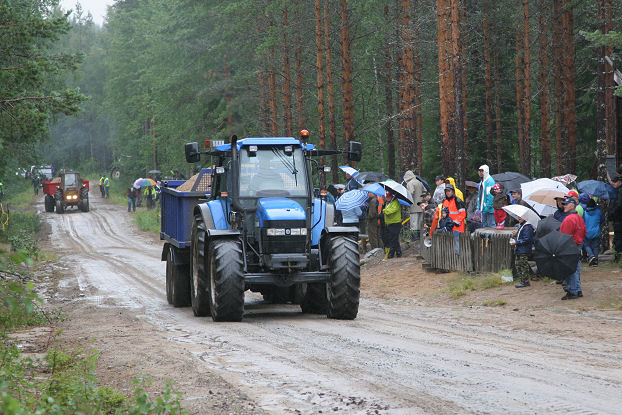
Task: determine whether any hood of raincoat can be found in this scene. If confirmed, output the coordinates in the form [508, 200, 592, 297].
[403, 170, 416, 183]
[478, 165, 490, 180]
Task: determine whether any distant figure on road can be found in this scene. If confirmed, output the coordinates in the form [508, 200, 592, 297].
[32, 174, 40, 195]
[145, 186, 156, 209]
[126, 186, 138, 212]
[103, 175, 110, 199]
[99, 175, 106, 197]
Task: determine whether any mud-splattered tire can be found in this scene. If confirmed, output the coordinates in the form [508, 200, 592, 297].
[44, 195, 55, 212]
[300, 283, 328, 314]
[208, 239, 245, 322]
[166, 247, 190, 307]
[80, 193, 89, 212]
[189, 215, 211, 316]
[55, 200, 64, 214]
[327, 236, 360, 319]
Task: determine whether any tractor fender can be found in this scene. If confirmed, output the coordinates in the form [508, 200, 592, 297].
[194, 202, 215, 231]
[311, 199, 335, 246]
[206, 229, 241, 239]
[320, 226, 359, 266]
[194, 200, 230, 230]
[160, 242, 190, 265]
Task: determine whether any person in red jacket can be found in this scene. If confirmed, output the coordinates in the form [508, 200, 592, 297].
[559, 197, 587, 300]
[429, 184, 466, 236]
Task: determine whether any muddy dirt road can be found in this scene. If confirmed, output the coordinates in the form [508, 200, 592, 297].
[40, 193, 622, 414]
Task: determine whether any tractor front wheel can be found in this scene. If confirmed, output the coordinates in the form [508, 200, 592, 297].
[55, 200, 64, 214]
[80, 193, 89, 212]
[189, 215, 211, 316]
[300, 283, 328, 314]
[208, 239, 245, 322]
[326, 236, 360, 320]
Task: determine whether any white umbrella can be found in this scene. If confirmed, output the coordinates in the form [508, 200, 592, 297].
[521, 179, 569, 217]
[527, 189, 567, 206]
[379, 180, 414, 205]
[503, 204, 541, 228]
[339, 166, 359, 177]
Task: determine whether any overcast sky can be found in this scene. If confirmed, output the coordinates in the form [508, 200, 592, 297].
[60, 0, 114, 26]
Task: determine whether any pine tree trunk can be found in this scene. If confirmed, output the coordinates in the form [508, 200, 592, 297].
[483, 1, 494, 166]
[552, 0, 564, 174]
[293, 1, 306, 133]
[493, 40, 503, 172]
[281, 7, 293, 137]
[603, 0, 615, 155]
[450, 0, 465, 186]
[340, 0, 354, 155]
[384, 4, 396, 180]
[516, 25, 525, 175]
[437, 0, 455, 176]
[315, 0, 326, 162]
[414, 0, 423, 175]
[597, 0, 608, 182]
[521, 0, 531, 176]
[561, 0, 576, 173]
[258, 70, 270, 136]
[399, 0, 415, 173]
[324, 0, 338, 182]
[538, 1, 551, 177]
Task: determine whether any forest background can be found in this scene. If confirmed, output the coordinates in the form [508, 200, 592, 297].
[1, 0, 621, 189]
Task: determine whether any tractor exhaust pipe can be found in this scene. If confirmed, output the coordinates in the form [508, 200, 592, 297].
[230, 135, 255, 213]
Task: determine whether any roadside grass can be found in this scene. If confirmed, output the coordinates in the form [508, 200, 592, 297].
[446, 269, 514, 299]
[104, 180, 161, 234]
[482, 299, 507, 307]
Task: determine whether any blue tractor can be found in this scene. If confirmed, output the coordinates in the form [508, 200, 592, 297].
[160, 132, 363, 321]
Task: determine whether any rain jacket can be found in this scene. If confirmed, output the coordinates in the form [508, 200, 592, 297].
[342, 206, 362, 224]
[445, 177, 464, 202]
[433, 183, 446, 205]
[514, 222, 535, 255]
[404, 170, 425, 213]
[560, 211, 587, 245]
[383, 198, 401, 225]
[429, 194, 466, 235]
[583, 205, 604, 240]
[476, 165, 495, 213]
[438, 215, 455, 232]
[345, 177, 360, 192]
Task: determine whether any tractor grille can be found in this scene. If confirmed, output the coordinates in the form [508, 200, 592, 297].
[262, 235, 307, 254]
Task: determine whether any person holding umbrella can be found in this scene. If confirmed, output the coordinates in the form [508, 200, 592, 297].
[559, 197, 587, 300]
[509, 213, 536, 288]
[382, 190, 402, 258]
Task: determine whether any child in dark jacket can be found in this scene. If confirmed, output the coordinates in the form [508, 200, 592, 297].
[492, 183, 508, 229]
[438, 207, 455, 232]
[583, 198, 605, 266]
[510, 215, 535, 288]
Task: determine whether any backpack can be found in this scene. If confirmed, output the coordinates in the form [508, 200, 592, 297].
[583, 208, 602, 240]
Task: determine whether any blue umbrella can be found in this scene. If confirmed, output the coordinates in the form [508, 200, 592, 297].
[334, 189, 369, 211]
[577, 180, 618, 200]
[362, 183, 410, 206]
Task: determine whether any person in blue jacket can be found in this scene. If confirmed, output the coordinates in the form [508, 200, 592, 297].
[583, 197, 605, 266]
[510, 214, 535, 288]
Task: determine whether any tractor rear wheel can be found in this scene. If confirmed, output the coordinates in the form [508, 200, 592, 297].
[208, 239, 245, 322]
[166, 247, 190, 307]
[189, 215, 211, 316]
[326, 236, 360, 320]
[300, 283, 328, 314]
[44, 195, 55, 212]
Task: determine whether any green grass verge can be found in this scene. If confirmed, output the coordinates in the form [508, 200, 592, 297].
[446, 269, 514, 299]
[103, 180, 161, 234]
[482, 299, 507, 307]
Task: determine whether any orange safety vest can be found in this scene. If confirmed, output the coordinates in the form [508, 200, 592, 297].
[429, 196, 466, 235]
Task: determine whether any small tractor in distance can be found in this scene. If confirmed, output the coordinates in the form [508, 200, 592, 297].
[43, 171, 90, 213]
[160, 131, 362, 322]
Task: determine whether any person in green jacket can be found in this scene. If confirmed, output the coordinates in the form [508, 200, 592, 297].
[382, 191, 402, 258]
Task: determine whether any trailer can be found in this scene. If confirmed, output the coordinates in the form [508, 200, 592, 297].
[160, 169, 211, 307]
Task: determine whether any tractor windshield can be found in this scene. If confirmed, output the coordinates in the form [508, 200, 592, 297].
[239, 146, 307, 198]
[64, 174, 78, 187]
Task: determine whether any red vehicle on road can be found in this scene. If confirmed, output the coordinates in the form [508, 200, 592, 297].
[43, 171, 90, 213]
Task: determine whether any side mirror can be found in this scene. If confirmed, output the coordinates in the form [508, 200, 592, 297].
[185, 142, 200, 163]
[347, 141, 362, 162]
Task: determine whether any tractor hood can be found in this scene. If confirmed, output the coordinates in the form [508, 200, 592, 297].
[256, 197, 306, 227]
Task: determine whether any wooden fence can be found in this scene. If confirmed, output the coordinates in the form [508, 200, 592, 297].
[427, 228, 514, 273]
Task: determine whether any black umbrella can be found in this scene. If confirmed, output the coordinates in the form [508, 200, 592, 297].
[492, 172, 531, 193]
[535, 216, 561, 239]
[533, 230, 579, 280]
[356, 171, 389, 183]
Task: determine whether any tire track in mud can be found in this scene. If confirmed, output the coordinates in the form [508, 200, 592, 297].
[56, 204, 164, 301]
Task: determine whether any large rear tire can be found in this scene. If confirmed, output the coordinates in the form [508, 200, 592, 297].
[208, 239, 245, 322]
[189, 215, 211, 316]
[300, 283, 328, 314]
[166, 247, 190, 307]
[44, 195, 55, 212]
[327, 236, 360, 320]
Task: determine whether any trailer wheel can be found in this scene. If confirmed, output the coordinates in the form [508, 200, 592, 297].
[326, 236, 360, 320]
[300, 283, 328, 314]
[189, 215, 211, 316]
[208, 239, 245, 322]
[44, 195, 55, 212]
[55, 200, 64, 214]
[166, 247, 191, 307]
